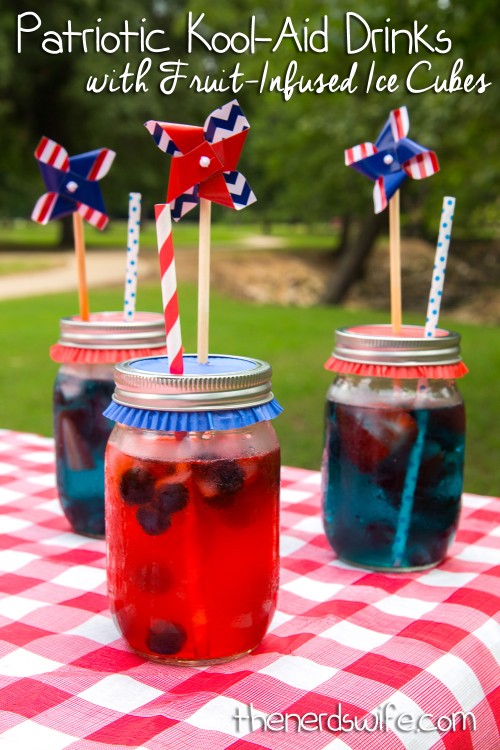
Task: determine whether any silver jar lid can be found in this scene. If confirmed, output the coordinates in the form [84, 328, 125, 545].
[112, 354, 275, 411]
[332, 324, 462, 366]
[58, 312, 166, 350]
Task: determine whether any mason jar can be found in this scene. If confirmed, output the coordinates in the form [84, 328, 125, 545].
[322, 325, 467, 572]
[51, 312, 166, 537]
[104, 354, 282, 665]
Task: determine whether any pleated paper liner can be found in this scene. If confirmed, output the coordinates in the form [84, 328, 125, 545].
[325, 324, 468, 380]
[50, 344, 166, 365]
[324, 357, 468, 380]
[104, 398, 283, 432]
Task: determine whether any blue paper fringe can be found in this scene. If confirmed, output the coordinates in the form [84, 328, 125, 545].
[103, 399, 283, 432]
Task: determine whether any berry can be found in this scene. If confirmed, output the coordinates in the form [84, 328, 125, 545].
[146, 620, 186, 655]
[195, 458, 245, 506]
[120, 468, 155, 506]
[155, 482, 188, 515]
[337, 405, 417, 474]
[136, 504, 171, 535]
[217, 460, 245, 493]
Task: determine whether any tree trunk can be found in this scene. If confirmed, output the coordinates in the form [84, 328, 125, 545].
[335, 213, 352, 258]
[58, 217, 74, 249]
[323, 212, 385, 304]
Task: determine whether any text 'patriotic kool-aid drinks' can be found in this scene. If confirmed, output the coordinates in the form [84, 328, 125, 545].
[322, 326, 467, 572]
[104, 355, 282, 664]
[51, 313, 166, 537]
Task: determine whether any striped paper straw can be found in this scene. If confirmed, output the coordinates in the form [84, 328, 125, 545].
[155, 204, 183, 374]
[424, 196, 456, 338]
[124, 192, 142, 320]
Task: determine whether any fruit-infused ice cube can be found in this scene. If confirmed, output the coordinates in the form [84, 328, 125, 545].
[322, 400, 465, 570]
[105, 423, 280, 664]
[336, 405, 418, 474]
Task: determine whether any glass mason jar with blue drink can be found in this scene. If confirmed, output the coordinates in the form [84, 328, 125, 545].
[322, 325, 467, 571]
[51, 312, 166, 537]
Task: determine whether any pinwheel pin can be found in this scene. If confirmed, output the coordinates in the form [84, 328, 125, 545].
[345, 107, 439, 332]
[32, 137, 115, 320]
[145, 100, 257, 364]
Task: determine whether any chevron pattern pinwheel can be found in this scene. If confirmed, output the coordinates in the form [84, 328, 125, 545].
[32, 138, 115, 228]
[145, 100, 256, 221]
[345, 107, 439, 213]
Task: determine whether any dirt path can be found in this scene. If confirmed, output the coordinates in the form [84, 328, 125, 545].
[1, 239, 498, 324]
[0, 250, 157, 300]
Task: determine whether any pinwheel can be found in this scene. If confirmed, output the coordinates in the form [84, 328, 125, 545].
[32, 137, 115, 320]
[32, 137, 115, 228]
[145, 100, 257, 365]
[345, 107, 439, 332]
[345, 106, 439, 214]
[145, 99, 256, 221]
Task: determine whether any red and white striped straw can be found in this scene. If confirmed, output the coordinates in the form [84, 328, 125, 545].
[155, 204, 183, 374]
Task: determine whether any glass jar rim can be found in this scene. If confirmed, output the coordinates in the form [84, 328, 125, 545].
[112, 354, 276, 411]
[56, 311, 166, 350]
[332, 324, 462, 367]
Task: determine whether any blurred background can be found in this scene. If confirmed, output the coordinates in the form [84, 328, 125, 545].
[0, 0, 499, 493]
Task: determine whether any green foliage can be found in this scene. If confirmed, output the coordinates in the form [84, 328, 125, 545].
[0, 1, 498, 237]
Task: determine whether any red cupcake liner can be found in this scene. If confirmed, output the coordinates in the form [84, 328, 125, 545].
[50, 344, 167, 365]
[324, 356, 468, 380]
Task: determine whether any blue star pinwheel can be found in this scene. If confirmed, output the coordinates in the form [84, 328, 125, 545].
[32, 137, 115, 229]
[345, 106, 439, 213]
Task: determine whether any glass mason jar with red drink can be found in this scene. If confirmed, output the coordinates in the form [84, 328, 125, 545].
[104, 354, 282, 665]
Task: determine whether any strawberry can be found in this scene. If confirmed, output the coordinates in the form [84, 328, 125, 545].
[336, 404, 417, 474]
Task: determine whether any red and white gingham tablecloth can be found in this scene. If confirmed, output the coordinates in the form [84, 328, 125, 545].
[0, 429, 498, 750]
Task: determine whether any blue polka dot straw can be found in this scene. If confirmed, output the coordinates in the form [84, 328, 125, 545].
[124, 192, 141, 320]
[424, 196, 456, 337]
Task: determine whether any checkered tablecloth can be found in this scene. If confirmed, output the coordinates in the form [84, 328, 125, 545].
[0, 429, 498, 750]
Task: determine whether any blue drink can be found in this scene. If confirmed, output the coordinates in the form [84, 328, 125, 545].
[322, 400, 465, 570]
[54, 366, 115, 536]
[50, 312, 167, 536]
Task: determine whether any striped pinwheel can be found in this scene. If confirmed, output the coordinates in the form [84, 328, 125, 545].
[145, 99, 256, 221]
[345, 106, 439, 213]
[32, 137, 115, 229]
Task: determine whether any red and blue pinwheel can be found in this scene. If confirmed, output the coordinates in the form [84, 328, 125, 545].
[32, 137, 115, 229]
[145, 99, 256, 221]
[345, 107, 439, 213]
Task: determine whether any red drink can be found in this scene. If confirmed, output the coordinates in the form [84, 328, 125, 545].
[105, 425, 280, 664]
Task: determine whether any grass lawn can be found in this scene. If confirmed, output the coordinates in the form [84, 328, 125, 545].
[1, 283, 499, 496]
[0, 257, 59, 276]
[0, 220, 336, 252]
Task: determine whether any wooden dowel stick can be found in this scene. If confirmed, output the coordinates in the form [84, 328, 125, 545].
[73, 212, 89, 321]
[197, 198, 211, 364]
[389, 191, 402, 334]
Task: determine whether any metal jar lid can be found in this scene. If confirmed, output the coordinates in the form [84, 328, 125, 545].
[58, 312, 166, 350]
[112, 354, 275, 411]
[332, 324, 462, 366]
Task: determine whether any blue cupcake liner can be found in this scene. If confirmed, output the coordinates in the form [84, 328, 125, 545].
[104, 399, 283, 432]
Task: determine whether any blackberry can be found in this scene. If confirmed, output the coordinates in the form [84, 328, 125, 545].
[136, 504, 171, 535]
[146, 621, 186, 655]
[120, 468, 155, 506]
[155, 482, 189, 515]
